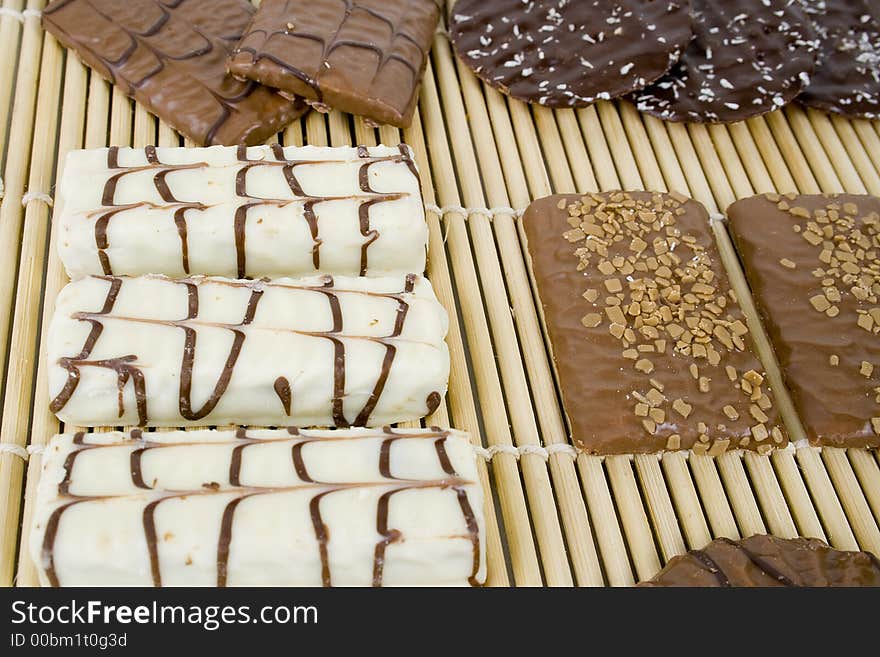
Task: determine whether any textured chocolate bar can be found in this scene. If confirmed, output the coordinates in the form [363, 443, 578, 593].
[639, 535, 880, 587]
[42, 0, 307, 146]
[228, 0, 440, 128]
[523, 192, 786, 455]
[728, 193, 880, 448]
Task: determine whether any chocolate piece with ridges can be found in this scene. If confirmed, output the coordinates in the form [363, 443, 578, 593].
[42, 0, 306, 146]
[629, 0, 819, 123]
[523, 192, 786, 455]
[799, 0, 880, 119]
[449, 0, 693, 108]
[228, 0, 440, 128]
[727, 193, 880, 448]
[31, 428, 486, 587]
[639, 535, 880, 586]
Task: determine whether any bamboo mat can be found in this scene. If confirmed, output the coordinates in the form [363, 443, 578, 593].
[1, 2, 880, 587]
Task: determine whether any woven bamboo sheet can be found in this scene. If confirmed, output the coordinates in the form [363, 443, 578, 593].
[1, 1, 879, 587]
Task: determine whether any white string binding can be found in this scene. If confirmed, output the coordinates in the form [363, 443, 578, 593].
[0, 444, 29, 460]
[0, 176, 4, 200]
[708, 211, 727, 224]
[425, 202, 525, 220]
[0, 8, 41, 22]
[0, 443, 44, 461]
[473, 443, 580, 462]
[21, 191, 54, 207]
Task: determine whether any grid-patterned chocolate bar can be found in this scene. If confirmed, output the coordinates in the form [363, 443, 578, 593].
[43, 0, 306, 145]
[228, 0, 440, 128]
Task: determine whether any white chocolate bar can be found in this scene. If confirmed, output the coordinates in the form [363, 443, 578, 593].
[47, 273, 448, 427]
[30, 428, 486, 587]
[56, 145, 427, 279]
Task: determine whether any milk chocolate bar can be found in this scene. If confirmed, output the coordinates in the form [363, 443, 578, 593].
[639, 535, 880, 586]
[31, 428, 486, 586]
[522, 192, 786, 455]
[228, 0, 440, 128]
[57, 145, 427, 279]
[47, 274, 449, 427]
[42, 0, 306, 146]
[728, 194, 880, 448]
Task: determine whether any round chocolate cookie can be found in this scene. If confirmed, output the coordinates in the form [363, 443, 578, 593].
[799, 0, 880, 119]
[629, 0, 819, 123]
[448, 0, 693, 108]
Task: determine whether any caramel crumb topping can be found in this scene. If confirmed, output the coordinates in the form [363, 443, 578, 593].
[560, 191, 780, 454]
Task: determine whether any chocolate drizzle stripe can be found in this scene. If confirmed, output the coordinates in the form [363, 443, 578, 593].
[142, 499, 163, 586]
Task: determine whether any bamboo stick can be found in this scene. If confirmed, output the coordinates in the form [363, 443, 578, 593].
[399, 111, 509, 587]
[0, 0, 26, 168]
[605, 456, 661, 580]
[577, 455, 633, 585]
[16, 54, 88, 585]
[763, 111, 820, 192]
[518, 99, 660, 582]
[0, 0, 45, 418]
[0, 0, 48, 586]
[575, 105, 623, 190]
[692, 121, 803, 539]
[804, 108, 868, 194]
[848, 450, 880, 525]
[633, 454, 686, 560]
[430, 38, 572, 586]
[829, 116, 880, 195]
[821, 448, 880, 554]
[417, 59, 541, 585]
[852, 119, 880, 173]
[660, 452, 712, 548]
[456, 73, 603, 584]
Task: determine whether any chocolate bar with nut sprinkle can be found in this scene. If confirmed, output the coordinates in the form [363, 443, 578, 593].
[523, 191, 786, 455]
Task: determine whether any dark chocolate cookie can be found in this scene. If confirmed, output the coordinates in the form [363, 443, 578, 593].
[629, 0, 819, 123]
[799, 0, 880, 119]
[449, 0, 693, 108]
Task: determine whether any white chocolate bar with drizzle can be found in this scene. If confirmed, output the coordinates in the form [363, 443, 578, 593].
[30, 428, 486, 587]
[47, 273, 449, 427]
[56, 145, 427, 279]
